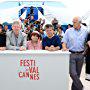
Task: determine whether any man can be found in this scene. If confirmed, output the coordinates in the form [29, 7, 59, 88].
[42, 24, 61, 51]
[85, 32, 90, 81]
[51, 18, 58, 31]
[6, 21, 27, 51]
[3, 24, 10, 33]
[62, 16, 88, 90]
[29, 15, 35, 24]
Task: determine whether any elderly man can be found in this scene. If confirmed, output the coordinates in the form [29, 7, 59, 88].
[85, 32, 90, 81]
[62, 16, 88, 90]
[6, 21, 27, 51]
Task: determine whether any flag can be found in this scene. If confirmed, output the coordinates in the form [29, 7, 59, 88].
[38, 9, 51, 25]
[20, 9, 27, 19]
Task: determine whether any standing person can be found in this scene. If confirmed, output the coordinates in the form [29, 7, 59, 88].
[52, 18, 58, 31]
[42, 24, 62, 51]
[85, 32, 90, 81]
[3, 24, 10, 33]
[68, 24, 73, 29]
[57, 26, 65, 40]
[0, 24, 6, 50]
[29, 15, 35, 24]
[62, 16, 88, 90]
[6, 21, 27, 51]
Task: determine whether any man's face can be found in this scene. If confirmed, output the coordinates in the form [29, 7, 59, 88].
[72, 18, 80, 29]
[31, 16, 34, 20]
[12, 24, 21, 35]
[46, 27, 54, 38]
[4, 25, 8, 30]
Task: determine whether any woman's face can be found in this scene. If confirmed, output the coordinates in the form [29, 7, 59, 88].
[58, 28, 62, 33]
[31, 35, 38, 42]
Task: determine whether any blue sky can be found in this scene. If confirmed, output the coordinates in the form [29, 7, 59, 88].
[0, 1, 90, 25]
[0, 1, 68, 24]
[0, 1, 65, 9]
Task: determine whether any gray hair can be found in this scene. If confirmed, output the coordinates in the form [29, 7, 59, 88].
[12, 21, 21, 27]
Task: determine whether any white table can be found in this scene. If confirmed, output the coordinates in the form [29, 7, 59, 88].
[0, 50, 70, 90]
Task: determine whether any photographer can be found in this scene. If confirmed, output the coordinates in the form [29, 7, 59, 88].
[85, 32, 90, 81]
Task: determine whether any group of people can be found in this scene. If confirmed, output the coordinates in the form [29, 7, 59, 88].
[0, 21, 62, 51]
[0, 16, 90, 90]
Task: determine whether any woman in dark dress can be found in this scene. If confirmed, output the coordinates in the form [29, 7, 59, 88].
[85, 32, 90, 81]
[0, 24, 6, 50]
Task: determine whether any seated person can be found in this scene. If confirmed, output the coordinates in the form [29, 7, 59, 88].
[6, 21, 27, 51]
[0, 24, 6, 50]
[27, 31, 42, 50]
[42, 24, 62, 51]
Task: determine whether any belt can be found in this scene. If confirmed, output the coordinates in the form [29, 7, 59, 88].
[69, 50, 84, 54]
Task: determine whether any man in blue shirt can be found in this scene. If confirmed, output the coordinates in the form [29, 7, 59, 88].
[42, 24, 61, 51]
[62, 16, 88, 90]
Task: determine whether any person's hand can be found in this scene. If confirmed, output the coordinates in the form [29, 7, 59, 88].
[0, 47, 6, 51]
[20, 46, 26, 51]
[49, 45, 56, 51]
[50, 45, 54, 49]
[87, 41, 90, 48]
[45, 46, 57, 51]
[62, 48, 69, 51]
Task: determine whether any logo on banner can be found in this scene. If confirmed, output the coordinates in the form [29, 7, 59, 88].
[18, 59, 40, 80]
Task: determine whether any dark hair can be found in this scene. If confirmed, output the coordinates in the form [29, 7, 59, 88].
[31, 33, 39, 38]
[58, 26, 63, 31]
[82, 23, 87, 26]
[68, 24, 73, 28]
[44, 24, 54, 30]
[28, 32, 40, 40]
[0, 24, 3, 29]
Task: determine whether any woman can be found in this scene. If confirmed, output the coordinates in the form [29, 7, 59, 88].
[57, 26, 65, 40]
[0, 24, 6, 50]
[85, 32, 90, 81]
[27, 31, 42, 50]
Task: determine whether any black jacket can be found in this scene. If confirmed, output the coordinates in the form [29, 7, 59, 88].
[0, 32, 6, 47]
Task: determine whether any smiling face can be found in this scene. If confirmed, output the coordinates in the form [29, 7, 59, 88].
[31, 33, 39, 42]
[31, 35, 38, 42]
[46, 27, 54, 38]
[72, 17, 81, 30]
[45, 24, 54, 38]
[12, 21, 21, 35]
